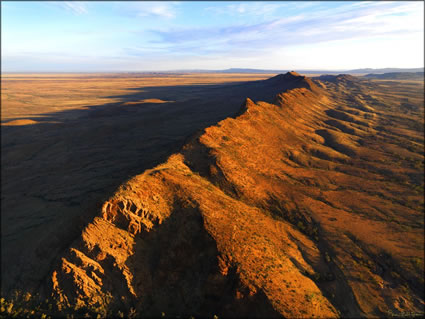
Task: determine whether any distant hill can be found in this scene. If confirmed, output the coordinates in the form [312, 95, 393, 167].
[364, 72, 424, 80]
[177, 67, 425, 75]
[348, 68, 424, 74]
[218, 68, 288, 74]
[218, 68, 343, 74]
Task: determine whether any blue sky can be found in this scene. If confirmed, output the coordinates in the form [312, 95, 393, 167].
[1, 1, 423, 72]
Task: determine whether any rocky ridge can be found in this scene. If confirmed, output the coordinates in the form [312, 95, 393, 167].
[47, 72, 424, 318]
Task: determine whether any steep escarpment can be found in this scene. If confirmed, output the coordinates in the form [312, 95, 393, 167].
[47, 73, 424, 318]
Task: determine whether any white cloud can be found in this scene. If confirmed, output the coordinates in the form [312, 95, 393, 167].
[50, 2, 88, 15]
[147, 1, 423, 69]
[206, 2, 286, 17]
[133, 2, 179, 19]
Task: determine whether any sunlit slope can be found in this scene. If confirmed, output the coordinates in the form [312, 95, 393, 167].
[50, 73, 424, 318]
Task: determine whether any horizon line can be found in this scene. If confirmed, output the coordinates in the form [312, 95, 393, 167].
[2, 67, 424, 75]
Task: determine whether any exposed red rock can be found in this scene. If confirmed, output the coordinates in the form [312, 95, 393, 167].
[46, 73, 424, 318]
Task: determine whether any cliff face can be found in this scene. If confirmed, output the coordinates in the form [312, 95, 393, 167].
[48, 73, 424, 318]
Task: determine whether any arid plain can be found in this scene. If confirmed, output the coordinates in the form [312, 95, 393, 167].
[1, 72, 424, 318]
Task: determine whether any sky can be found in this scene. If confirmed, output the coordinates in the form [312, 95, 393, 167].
[1, 1, 424, 72]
